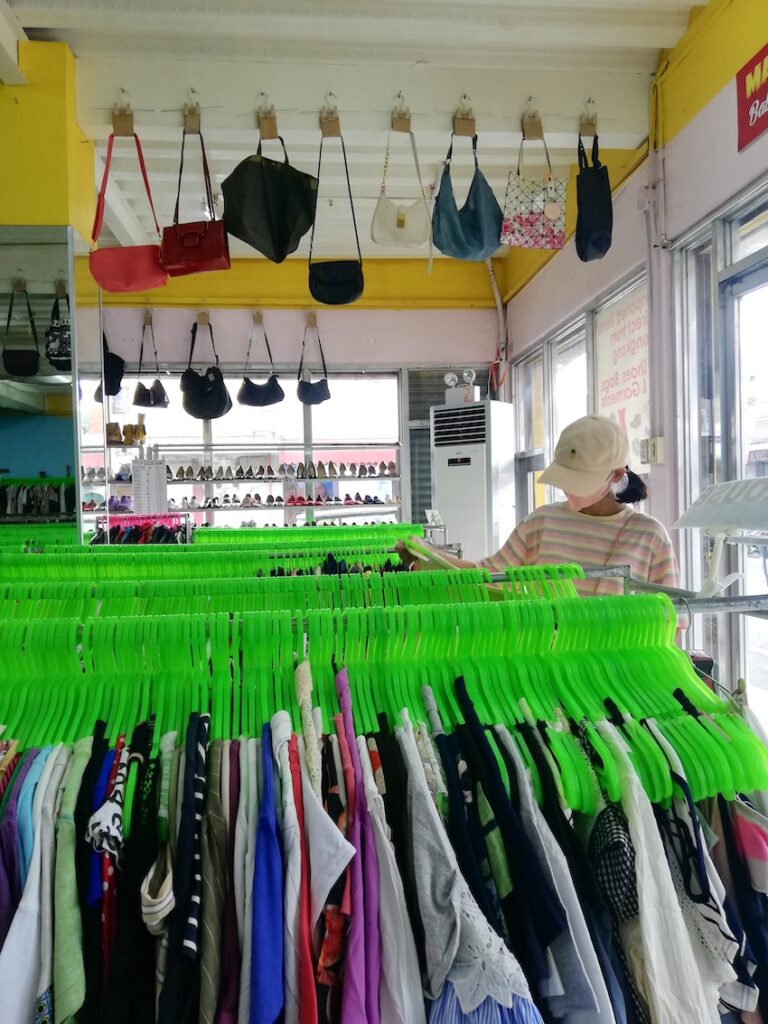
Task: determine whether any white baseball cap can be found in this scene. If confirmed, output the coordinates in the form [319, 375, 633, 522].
[540, 415, 630, 497]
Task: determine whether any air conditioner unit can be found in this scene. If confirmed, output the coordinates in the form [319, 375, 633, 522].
[430, 399, 516, 563]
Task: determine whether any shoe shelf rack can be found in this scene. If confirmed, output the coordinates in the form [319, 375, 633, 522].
[81, 440, 403, 528]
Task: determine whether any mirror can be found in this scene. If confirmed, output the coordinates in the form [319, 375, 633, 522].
[0, 227, 79, 534]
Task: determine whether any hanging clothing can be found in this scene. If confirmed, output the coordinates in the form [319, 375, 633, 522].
[250, 723, 283, 1024]
[395, 709, 538, 1017]
[289, 733, 318, 1024]
[0, 748, 38, 949]
[217, 739, 242, 1024]
[238, 737, 260, 1024]
[336, 667, 382, 1024]
[597, 721, 715, 1024]
[199, 741, 227, 1024]
[357, 734, 426, 1024]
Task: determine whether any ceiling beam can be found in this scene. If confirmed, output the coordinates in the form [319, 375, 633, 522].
[0, 1, 26, 84]
[93, 153, 151, 246]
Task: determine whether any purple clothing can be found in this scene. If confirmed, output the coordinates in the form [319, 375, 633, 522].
[335, 669, 381, 1024]
[0, 749, 38, 951]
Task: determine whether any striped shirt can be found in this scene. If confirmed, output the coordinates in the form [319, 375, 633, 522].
[481, 502, 678, 597]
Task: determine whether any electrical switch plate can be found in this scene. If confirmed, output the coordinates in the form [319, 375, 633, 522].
[640, 436, 665, 465]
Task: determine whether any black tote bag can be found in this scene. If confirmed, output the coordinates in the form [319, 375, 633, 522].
[3, 288, 40, 378]
[44, 295, 72, 371]
[238, 318, 285, 408]
[308, 136, 364, 305]
[575, 135, 613, 263]
[222, 137, 318, 263]
[180, 321, 232, 420]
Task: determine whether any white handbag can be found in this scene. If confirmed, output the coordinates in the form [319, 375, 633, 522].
[371, 132, 431, 248]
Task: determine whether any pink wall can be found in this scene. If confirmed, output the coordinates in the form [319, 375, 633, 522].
[75, 306, 499, 370]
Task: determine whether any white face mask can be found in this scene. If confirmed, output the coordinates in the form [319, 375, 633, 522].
[564, 480, 612, 513]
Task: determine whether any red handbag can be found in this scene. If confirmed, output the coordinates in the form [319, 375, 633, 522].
[89, 133, 168, 293]
[160, 130, 231, 277]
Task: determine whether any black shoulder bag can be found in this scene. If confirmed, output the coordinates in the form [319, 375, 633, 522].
[180, 321, 232, 419]
[238, 319, 285, 408]
[94, 333, 125, 403]
[44, 295, 72, 371]
[308, 135, 364, 305]
[297, 325, 331, 405]
[576, 134, 613, 263]
[134, 321, 169, 408]
[3, 288, 40, 377]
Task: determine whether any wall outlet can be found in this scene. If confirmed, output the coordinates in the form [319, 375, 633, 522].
[640, 436, 665, 465]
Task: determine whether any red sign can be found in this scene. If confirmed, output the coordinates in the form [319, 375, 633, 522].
[737, 42, 768, 152]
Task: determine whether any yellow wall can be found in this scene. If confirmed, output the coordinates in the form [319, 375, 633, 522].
[0, 42, 94, 242]
[75, 255, 506, 310]
[655, 0, 768, 147]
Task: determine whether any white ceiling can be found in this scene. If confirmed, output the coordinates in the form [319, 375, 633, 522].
[10, 0, 708, 258]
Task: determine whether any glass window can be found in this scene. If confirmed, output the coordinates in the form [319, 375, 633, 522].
[553, 332, 588, 441]
[733, 198, 768, 262]
[518, 354, 545, 452]
[311, 375, 399, 445]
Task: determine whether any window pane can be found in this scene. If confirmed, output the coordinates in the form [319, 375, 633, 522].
[518, 354, 545, 452]
[553, 333, 587, 440]
[733, 198, 768, 262]
[312, 376, 399, 444]
[210, 376, 304, 447]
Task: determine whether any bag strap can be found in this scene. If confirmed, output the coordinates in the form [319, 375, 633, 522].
[591, 134, 601, 167]
[92, 134, 162, 244]
[187, 321, 219, 369]
[243, 321, 276, 375]
[138, 322, 160, 379]
[578, 136, 589, 171]
[309, 135, 362, 265]
[297, 326, 328, 381]
[4, 289, 39, 354]
[51, 295, 70, 326]
[257, 136, 290, 165]
[516, 137, 553, 177]
[173, 129, 215, 226]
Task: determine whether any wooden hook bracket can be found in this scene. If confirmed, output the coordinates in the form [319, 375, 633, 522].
[521, 111, 544, 141]
[391, 92, 411, 133]
[579, 112, 598, 137]
[12, 278, 26, 293]
[320, 96, 341, 137]
[306, 312, 317, 329]
[143, 309, 153, 326]
[453, 94, 476, 137]
[257, 98, 278, 140]
[253, 311, 263, 325]
[197, 312, 210, 327]
[183, 102, 201, 134]
[55, 280, 68, 299]
[112, 103, 134, 137]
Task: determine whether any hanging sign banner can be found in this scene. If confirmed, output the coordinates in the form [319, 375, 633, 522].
[737, 42, 768, 152]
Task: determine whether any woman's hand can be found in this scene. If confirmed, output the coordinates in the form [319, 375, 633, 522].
[395, 537, 422, 569]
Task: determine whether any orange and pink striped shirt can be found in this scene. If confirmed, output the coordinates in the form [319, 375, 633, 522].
[480, 502, 679, 597]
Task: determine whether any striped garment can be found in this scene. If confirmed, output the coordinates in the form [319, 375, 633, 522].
[481, 502, 679, 597]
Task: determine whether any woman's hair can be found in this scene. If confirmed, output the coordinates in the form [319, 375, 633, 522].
[616, 467, 648, 504]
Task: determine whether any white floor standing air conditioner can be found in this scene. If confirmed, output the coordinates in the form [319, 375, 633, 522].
[430, 400, 516, 563]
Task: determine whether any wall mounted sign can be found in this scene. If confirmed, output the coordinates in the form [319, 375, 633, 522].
[737, 42, 768, 152]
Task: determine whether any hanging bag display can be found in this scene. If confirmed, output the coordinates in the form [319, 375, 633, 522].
[180, 321, 232, 420]
[575, 134, 613, 263]
[222, 137, 318, 263]
[94, 334, 125, 403]
[296, 326, 331, 405]
[500, 137, 567, 250]
[370, 132, 431, 248]
[308, 136, 364, 305]
[238, 318, 285, 408]
[160, 130, 231, 277]
[89, 133, 168, 293]
[133, 322, 169, 408]
[432, 134, 503, 261]
[44, 294, 71, 372]
[2, 288, 39, 378]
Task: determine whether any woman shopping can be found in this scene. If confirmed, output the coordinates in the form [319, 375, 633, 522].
[403, 415, 679, 596]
